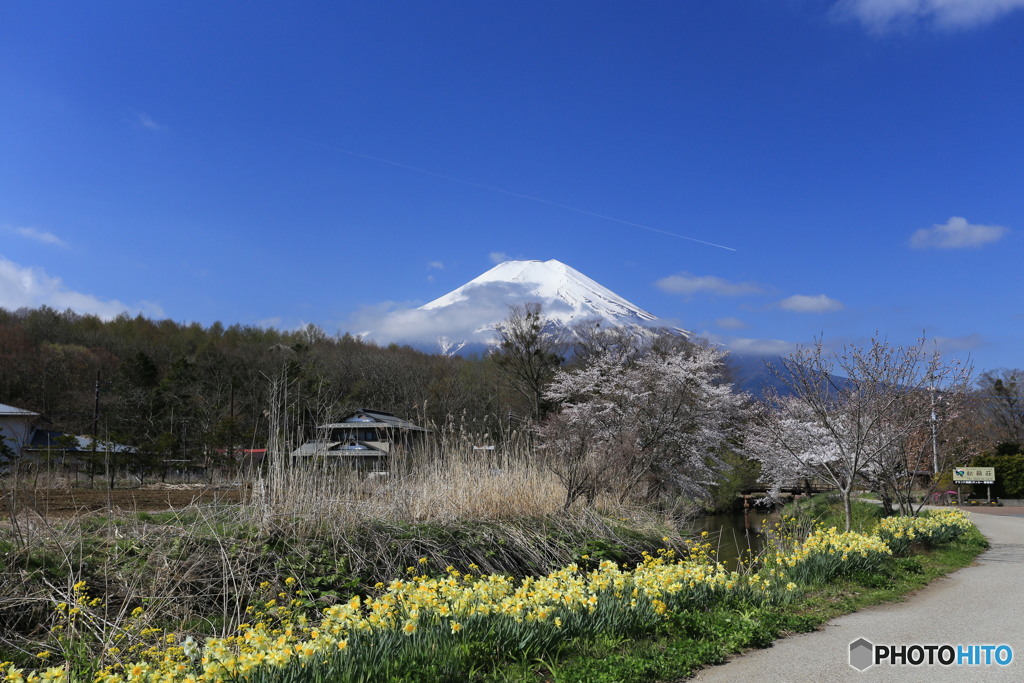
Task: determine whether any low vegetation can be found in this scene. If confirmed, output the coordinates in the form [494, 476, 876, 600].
[1, 497, 986, 682]
[0, 436, 689, 677]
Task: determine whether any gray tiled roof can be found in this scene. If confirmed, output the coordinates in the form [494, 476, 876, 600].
[320, 409, 429, 432]
[0, 403, 39, 417]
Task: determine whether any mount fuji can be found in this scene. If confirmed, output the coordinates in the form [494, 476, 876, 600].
[399, 259, 687, 355]
[355, 259, 784, 395]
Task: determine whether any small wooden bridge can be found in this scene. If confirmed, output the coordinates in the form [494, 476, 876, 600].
[739, 478, 836, 496]
[737, 478, 836, 507]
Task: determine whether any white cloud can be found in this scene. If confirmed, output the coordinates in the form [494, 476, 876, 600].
[836, 0, 1024, 31]
[427, 261, 444, 270]
[347, 280, 577, 350]
[704, 332, 799, 357]
[656, 272, 764, 297]
[778, 294, 845, 313]
[933, 333, 986, 352]
[134, 112, 167, 131]
[489, 252, 509, 264]
[348, 302, 481, 350]
[715, 316, 748, 330]
[2, 225, 68, 248]
[0, 255, 164, 319]
[256, 316, 283, 329]
[910, 216, 1008, 249]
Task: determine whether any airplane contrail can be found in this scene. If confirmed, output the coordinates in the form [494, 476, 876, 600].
[292, 137, 737, 252]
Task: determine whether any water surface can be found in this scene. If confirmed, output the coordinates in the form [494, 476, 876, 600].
[691, 507, 780, 569]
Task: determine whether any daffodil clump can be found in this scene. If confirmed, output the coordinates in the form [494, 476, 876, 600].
[764, 524, 894, 585]
[2, 580, 195, 683]
[874, 508, 973, 555]
[3, 542, 794, 683]
[762, 509, 975, 585]
[3, 511, 976, 683]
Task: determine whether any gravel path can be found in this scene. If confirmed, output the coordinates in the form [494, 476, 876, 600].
[690, 508, 1024, 682]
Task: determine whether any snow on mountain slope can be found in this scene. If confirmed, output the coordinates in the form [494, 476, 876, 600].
[421, 259, 660, 329]
[349, 259, 686, 354]
[411, 260, 686, 353]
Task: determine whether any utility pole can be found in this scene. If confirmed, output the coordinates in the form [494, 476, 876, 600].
[229, 379, 235, 463]
[93, 370, 101, 488]
[93, 370, 101, 438]
[930, 385, 939, 475]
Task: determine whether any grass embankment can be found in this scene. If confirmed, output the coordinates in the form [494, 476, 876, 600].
[1, 443, 693, 673]
[0, 505, 676, 666]
[495, 501, 987, 683]
[2, 497, 987, 682]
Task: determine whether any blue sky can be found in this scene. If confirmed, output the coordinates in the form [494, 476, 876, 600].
[2, 1, 1022, 372]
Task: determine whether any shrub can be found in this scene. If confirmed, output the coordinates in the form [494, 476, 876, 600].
[969, 453, 1024, 499]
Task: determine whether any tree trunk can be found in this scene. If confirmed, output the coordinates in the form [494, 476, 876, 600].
[879, 488, 894, 516]
[842, 486, 853, 531]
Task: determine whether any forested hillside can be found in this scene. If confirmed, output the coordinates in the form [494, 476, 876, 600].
[0, 306, 510, 471]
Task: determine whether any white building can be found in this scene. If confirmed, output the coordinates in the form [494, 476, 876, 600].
[290, 409, 429, 471]
[0, 402, 40, 462]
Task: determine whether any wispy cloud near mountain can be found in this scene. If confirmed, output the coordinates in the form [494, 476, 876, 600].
[778, 294, 845, 313]
[350, 259, 679, 351]
[656, 272, 765, 297]
[2, 225, 68, 248]
[0, 255, 163, 319]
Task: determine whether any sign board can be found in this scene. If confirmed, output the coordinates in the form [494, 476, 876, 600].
[953, 467, 995, 485]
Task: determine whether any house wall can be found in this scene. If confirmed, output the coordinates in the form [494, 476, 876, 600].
[0, 415, 35, 457]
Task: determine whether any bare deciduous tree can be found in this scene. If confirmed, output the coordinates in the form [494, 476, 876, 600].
[748, 337, 972, 529]
[491, 303, 565, 421]
[866, 385, 976, 515]
[569, 319, 648, 367]
[976, 369, 1024, 450]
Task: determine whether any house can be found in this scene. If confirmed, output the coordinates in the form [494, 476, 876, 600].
[214, 447, 268, 474]
[21, 429, 140, 480]
[290, 409, 429, 471]
[24, 430, 138, 458]
[0, 402, 41, 466]
[2, 402, 144, 481]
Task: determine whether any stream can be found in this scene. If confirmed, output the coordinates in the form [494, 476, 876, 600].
[690, 507, 781, 569]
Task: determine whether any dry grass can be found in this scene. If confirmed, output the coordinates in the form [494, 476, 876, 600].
[246, 388, 639, 531]
[1, 490, 679, 669]
[0, 392, 691, 669]
[0, 503, 271, 667]
[247, 439, 574, 530]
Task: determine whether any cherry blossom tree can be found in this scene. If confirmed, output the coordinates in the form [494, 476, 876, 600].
[539, 340, 748, 509]
[748, 337, 971, 529]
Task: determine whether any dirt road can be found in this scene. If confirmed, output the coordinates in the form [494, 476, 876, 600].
[691, 507, 1024, 682]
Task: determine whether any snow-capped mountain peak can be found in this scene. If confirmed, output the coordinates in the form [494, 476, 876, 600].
[404, 259, 689, 354]
[420, 259, 660, 328]
[351, 259, 687, 355]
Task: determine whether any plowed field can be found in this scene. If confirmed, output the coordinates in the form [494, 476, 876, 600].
[1, 485, 244, 518]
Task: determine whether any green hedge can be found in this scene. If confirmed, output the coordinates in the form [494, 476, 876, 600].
[970, 452, 1024, 499]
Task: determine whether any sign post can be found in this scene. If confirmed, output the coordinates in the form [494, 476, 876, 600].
[952, 467, 996, 505]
